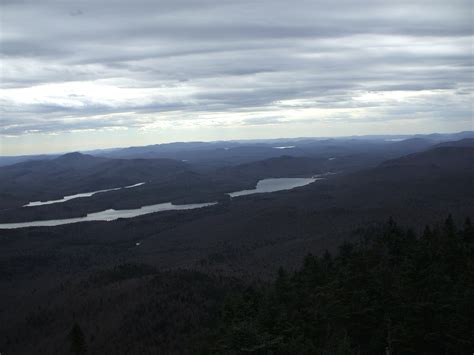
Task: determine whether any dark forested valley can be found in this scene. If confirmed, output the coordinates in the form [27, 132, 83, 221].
[0, 133, 473, 354]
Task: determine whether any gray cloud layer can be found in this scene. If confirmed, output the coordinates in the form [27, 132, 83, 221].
[0, 0, 472, 137]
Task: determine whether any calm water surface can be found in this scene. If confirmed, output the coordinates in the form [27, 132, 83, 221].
[3, 177, 322, 229]
[24, 182, 146, 207]
[0, 201, 217, 229]
[228, 177, 321, 197]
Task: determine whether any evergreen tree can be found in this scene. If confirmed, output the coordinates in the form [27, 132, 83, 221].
[209, 215, 474, 354]
[68, 322, 87, 355]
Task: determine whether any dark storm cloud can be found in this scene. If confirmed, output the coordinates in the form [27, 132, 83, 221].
[0, 0, 472, 135]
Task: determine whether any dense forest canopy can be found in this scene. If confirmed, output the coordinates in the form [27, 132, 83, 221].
[203, 216, 474, 354]
[22, 215, 471, 354]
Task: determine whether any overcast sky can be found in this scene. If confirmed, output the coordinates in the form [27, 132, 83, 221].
[1, 0, 472, 155]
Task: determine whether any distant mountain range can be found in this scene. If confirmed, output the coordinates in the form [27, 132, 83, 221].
[1, 135, 472, 222]
[1, 131, 472, 167]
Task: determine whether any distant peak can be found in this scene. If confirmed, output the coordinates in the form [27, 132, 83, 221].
[55, 152, 91, 160]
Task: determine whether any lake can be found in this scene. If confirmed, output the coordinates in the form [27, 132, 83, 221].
[2, 177, 321, 229]
[24, 182, 146, 207]
[0, 201, 217, 229]
[228, 177, 321, 198]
